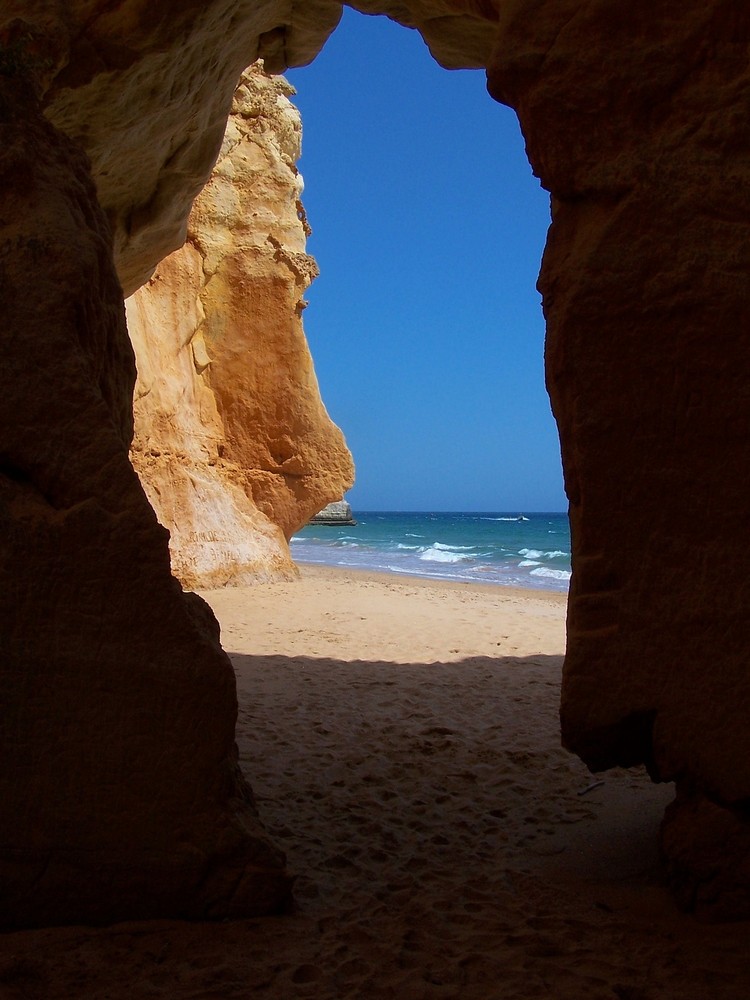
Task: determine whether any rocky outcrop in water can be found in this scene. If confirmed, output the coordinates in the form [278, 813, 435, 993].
[310, 500, 357, 525]
[127, 66, 353, 588]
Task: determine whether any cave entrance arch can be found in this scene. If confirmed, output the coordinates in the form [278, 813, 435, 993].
[2, 0, 749, 927]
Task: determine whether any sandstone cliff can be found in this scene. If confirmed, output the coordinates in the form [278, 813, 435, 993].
[127, 65, 354, 588]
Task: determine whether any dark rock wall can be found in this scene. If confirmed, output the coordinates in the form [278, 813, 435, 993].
[487, 0, 750, 918]
[0, 71, 288, 927]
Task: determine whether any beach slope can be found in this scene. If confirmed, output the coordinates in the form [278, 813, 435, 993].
[2, 567, 748, 998]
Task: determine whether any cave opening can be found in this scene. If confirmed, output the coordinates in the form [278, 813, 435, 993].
[286, 7, 564, 518]
[5, 0, 750, 941]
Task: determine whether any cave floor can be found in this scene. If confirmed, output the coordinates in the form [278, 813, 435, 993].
[3, 570, 749, 999]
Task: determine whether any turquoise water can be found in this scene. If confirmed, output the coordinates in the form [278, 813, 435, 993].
[291, 511, 571, 592]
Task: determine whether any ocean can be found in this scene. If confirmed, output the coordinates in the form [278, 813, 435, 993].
[291, 511, 571, 592]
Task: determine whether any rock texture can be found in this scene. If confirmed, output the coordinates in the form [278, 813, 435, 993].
[0, 70, 289, 927]
[40, 2, 344, 297]
[346, 1, 497, 67]
[487, 0, 750, 918]
[0, 2, 497, 926]
[310, 500, 357, 525]
[36, 2, 491, 297]
[3, 0, 750, 925]
[127, 66, 353, 588]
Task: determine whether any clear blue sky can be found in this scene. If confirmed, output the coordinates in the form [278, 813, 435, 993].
[287, 8, 566, 513]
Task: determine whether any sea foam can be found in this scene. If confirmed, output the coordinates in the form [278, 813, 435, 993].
[530, 566, 572, 581]
[291, 511, 571, 592]
[419, 545, 474, 563]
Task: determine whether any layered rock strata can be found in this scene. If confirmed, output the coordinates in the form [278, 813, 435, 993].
[127, 66, 353, 588]
[2, 0, 750, 925]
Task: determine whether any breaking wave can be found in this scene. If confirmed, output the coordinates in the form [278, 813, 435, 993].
[530, 566, 572, 581]
[291, 511, 571, 592]
[418, 545, 475, 564]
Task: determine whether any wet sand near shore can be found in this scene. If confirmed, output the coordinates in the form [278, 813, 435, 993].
[2, 565, 749, 999]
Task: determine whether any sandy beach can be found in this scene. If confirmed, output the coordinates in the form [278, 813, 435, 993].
[2, 565, 750, 998]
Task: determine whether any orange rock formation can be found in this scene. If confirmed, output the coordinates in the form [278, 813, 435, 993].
[2, 0, 749, 924]
[127, 65, 353, 588]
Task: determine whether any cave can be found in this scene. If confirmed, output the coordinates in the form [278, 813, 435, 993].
[2, 0, 750, 929]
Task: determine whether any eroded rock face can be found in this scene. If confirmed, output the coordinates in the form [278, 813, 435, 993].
[34, 1, 490, 297]
[40, 1, 345, 297]
[0, 70, 289, 927]
[127, 65, 352, 588]
[487, 0, 750, 918]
